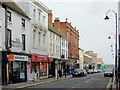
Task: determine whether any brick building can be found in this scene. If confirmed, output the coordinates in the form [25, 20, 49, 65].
[97, 58, 103, 64]
[53, 18, 79, 62]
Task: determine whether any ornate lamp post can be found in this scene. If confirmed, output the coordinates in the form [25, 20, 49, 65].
[104, 10, 118, 87]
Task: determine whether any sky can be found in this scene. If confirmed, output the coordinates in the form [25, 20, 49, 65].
[40, 0, 119, 64]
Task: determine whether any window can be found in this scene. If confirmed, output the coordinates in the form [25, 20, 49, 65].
[62, 39, 63, 46]
[50, 32, 52, 38]
[38, 12, 41, 24]
[7, 11, 11, 22]
[43, 16, 45, 25]
[33, 30, 36, 45]
[50, 43, 52, 55]
[7, 29, 11, 48]
[43, 34, 45, 47]
[53, 44, 55, 54]
[62, 49, 64, 55]
[22, 34, 25, 50]
[38, 32, 41, 47]
[21, 18, 25, 27]
[33, 9, 36, 21]
[66, 41, 67, 47]
[56, 46, 57, 55]
[66, 51, 67, 58]
[56, 36, 57, 40]
[53, 34, 55, 39]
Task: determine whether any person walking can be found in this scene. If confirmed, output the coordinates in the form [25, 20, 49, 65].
[64, 69, 67, 78]
[58, 69, 62, 78]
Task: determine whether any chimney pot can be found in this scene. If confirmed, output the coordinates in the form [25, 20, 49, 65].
[66, 18, 68, 22]
[55, 17, 60, 21]
[48, 10, 52, 14]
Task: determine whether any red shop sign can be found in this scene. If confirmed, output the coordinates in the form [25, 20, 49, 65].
[31, 55, 48, 62]
[48, 57, 53, 62]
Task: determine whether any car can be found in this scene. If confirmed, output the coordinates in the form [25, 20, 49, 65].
[87, 69, 92, 74]
[88, 69, 94, 74]
[97, 69, 102, 73]
[104, 69, 113, 77]
[72, 69, 86, 77]
[94, 69, 99, 73]
[83, 69, 87, 76]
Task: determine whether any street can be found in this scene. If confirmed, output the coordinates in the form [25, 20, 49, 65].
[25, 72, 111, 89]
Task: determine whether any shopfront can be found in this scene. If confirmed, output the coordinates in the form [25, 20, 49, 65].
[68, 60, 74, 75]
[48, 57, 53, 77]
[7, 55, 28, 84]
[31, 55, 49, 79]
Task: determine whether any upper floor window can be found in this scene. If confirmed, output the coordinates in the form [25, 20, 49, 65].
[38, 32, 41, 47]
[53, 34, 55, 39]
[43, 16, 45, 25]
[7, 29, 11, 48]
[50, 32, 52, 38]
[7, 11, 11, 22]
[33, 9, 36, 21]
[21, 18, 25, 27]
[43, 34, 46, 47]
[50, 43, 52, 54]
[38, 12, 41, 24]
[22, 34, 25, 50]
[33, 30, 36, 46]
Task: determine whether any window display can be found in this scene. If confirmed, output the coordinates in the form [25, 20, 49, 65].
[40, 63, 47, 76]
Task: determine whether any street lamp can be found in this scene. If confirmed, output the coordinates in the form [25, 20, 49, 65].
[104, 10, 118, 87]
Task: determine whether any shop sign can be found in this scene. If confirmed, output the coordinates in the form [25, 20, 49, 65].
[31, 55, 48, 62]
[48, 57, 53, 62]
[14, 55, 28, 61]
[72, 54, 75, 57]
[8, 55, 28, 61]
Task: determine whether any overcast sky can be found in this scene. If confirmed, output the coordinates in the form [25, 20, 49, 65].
[40, 0, 119, 64]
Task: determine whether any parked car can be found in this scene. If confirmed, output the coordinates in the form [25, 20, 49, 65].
[83, 69, 87, 76]
[88, 69, 94, 74]
[94, 69, 99, 73]
[72, 69, 87, 77]
[104, 69, 113, 77]
[97, 69, 102, 73]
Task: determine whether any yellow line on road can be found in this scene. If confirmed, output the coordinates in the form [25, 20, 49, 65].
[106, 78, 112, 89]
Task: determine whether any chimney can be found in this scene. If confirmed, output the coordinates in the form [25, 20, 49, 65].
[48, 10, 52, 25]
[54, 17, 60, 29]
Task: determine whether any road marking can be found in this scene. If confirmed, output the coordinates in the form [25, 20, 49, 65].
[106, 78, 112, 89]
[85, 78, 94, 83]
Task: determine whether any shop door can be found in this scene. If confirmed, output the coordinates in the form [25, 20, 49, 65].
[13, 62, 20, 83]
[8, 61, 13, 84]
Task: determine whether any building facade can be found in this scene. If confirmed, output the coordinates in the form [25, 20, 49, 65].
[83, 54, 92, 69]
[85, 51, 98, 69]
[1, 1, 30, 85]
[48, 10, 69, 77]
[53, 18, 79, 63]
[15, 0, 49, 80]
[79, 48, 84, 69]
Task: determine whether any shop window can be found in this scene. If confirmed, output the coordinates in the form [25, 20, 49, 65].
[40, 63, 47, 76]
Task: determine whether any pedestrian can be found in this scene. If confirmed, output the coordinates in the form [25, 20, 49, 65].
[64, 69, 67, 78]
[58, 69, 62, 78]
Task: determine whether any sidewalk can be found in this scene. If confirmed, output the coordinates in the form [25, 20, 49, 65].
[2, 75, 72, 89]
